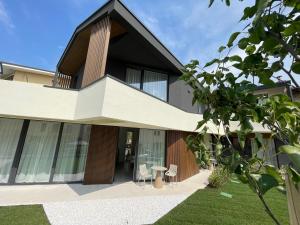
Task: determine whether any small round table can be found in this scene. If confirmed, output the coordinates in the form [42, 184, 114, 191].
[151, 166, 167, 188]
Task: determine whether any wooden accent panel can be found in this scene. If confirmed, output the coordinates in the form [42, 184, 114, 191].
[82, 17, 111, 87]
[83, 125, 118, 184]
[59, 27, 91, 76]
[166, 130, 199, 181]
[110, 20, 127, 39]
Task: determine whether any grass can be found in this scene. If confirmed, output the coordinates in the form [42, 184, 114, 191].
[0, 180, 289, 225]
[155, 179, 289, 225]
[0, 205, 50, 225]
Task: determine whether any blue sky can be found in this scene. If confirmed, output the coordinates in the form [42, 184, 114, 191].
[0, 0, 251, 70]
[0, 0, 298, 84]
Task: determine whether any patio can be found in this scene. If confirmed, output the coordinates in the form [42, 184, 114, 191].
[0, 170, 210, 206]
[0, 170, 210, 225]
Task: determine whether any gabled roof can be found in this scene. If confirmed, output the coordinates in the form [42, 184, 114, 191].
[0, 61, 55, 77]
[57, 0, 184, 74]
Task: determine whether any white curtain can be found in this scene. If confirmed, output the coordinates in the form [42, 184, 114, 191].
[0, 118, 23, 183]
[15, 121, 60, 183]
[126, 68, 141, 89]
[136, 129, 165, 178]
[53, 124, 91, 182]
[143, 70, 167, 101]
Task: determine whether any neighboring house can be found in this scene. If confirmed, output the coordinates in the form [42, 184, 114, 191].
[0, 61, 54, 86]
[0, 0, 269, 185]
[254, 81, 300, 168]
[254, 80, 300, 102]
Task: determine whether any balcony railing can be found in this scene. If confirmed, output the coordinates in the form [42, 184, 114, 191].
[52, 72, 72, 88]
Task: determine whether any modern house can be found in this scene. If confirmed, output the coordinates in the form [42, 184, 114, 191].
[0, 0, 270, 185]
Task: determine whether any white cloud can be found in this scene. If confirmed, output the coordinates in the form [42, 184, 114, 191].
[0, 1, 14, 29]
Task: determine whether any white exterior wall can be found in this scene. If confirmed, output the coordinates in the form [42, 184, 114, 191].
[0, 77, 270, 133]
[0, 80, 77, 121]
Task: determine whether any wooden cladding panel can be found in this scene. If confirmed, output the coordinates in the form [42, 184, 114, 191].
[83, 125, 118, 184]
[82, 17, 111, 87]
[166, 130, 199, 182]
[58, 27, 91, 76]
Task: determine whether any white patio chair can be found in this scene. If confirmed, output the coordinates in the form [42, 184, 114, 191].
[165, 164, 178, 185]
[137, 164, 152, 186]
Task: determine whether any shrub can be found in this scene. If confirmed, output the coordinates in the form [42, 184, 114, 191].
[208, 166, 230, 188]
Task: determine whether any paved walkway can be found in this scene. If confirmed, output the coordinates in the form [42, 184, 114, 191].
[44, 195, 188, 225]
[0, 170, 211, 225]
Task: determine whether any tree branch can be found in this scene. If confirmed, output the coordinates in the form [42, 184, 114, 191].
[279, 63, 300, 87]
[268, 30, 300, 62]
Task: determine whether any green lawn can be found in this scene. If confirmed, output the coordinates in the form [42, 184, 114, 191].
[0, 180, 289, 225]
[0, 205, 50, 225]
[155, 179, 289, 225]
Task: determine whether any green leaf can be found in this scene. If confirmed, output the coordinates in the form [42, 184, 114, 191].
[262, 37, 278, 51]
[279, 145, 300, 169]
[240, 6, 257, 21]
[248, 28, 261, 44]
[229, 55, 242, 63]
[238, 38, 248, 49]
[253, 0, 272, 25]
[196, 120, 207, 130]
[291, 62, 300, 74]
[283, 21, 300, 36]
[250, 174, 279, 195]
[288, 166, 300, 185]
[208, 0, 214, 7]
[225, 0, 230, 6]
[271, 61, 281, 72]
[245, 45, 256, 55]
[258, 70, 274, 86]
[265, 165, 284, 184]
[227, 32, 240, 47]
[204, 58, 219, 68]
[218, 46, 226, 53]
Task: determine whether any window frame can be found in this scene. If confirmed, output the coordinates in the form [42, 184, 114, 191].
[125, 65, 170, 102]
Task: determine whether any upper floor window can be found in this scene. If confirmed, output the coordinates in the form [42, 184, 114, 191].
[125, 68, 168, 101]
[126, 68, 141, 89]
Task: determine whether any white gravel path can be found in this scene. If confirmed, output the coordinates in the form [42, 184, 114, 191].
[43, 195, 188, 225]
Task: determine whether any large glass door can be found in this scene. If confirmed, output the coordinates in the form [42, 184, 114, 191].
[53, 124, 91, 182]
[135, 129, 165, 179]
[15, 121, 60, 183]
[0, 118, 24, 183]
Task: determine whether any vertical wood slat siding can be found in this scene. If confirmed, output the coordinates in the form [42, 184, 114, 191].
[83, 125, 118, 184]
[166, 130, 199, 181]
[82, 16, 111, 87]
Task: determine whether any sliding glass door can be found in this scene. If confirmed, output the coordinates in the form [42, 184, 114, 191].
[136, 129, 165, 179]
[15, 121, 60, 183]
[53, 124, 91, 182]
[0, 118, 24, 183]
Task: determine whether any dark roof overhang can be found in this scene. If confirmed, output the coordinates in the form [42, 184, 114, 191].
[57, 0, 184, 75]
